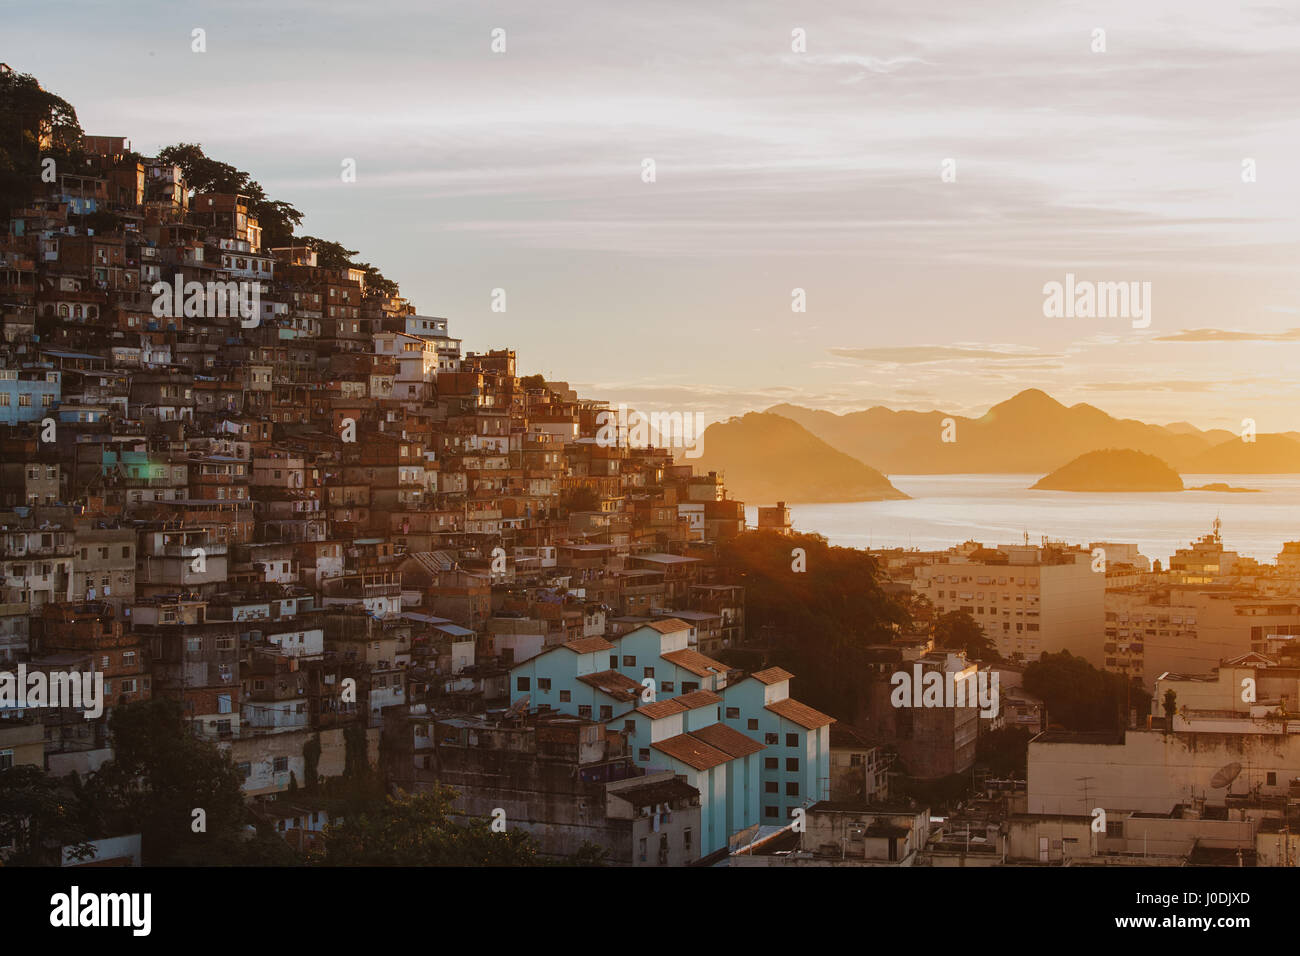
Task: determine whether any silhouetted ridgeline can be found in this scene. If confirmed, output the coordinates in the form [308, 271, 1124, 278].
[691, 412, 909, 504]
[769, 389, 1300, 474]
[1031, 449, 1184, 492]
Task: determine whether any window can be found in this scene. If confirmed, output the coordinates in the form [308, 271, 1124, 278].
[273, 757, 288, 773]
[1268, 772, 1278, 786]
[638, 837, 647, 862]
[609, 655, 618, 669]
[623, 720, 636, 732]
[725, 707, 740, 719]
[786, 733, 798, 747]
[764, 806, 779, 819]
[682, 682, 698, 693]
[578, 705, 592, 718]
[643, 666, 655, 679]
[764, 757, 778, 770]
[622, 655, 635, 667]
[765, 733, 779, 745]
[516, 677, 530, 692]
[764, 781, 778, 793]
[236, 762, 251, 779]
[0, 749, 12, 771]
[639, 748, 650, 761]
[748, 718, 759, 730]
[559, 690, 571, 703]
[683, 828, 692, 851]
[537, 678, 551, 692]
[599, 705, 612, 721]
[786, 758, 799, 772]
[786, 782, 799, 796]
[661, 681, 674, 693]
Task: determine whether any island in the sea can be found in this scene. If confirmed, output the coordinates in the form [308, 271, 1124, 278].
[1188, 482, 1261, 493]
[690, 412, 910, 503]
[1031, 449, 1184, 492]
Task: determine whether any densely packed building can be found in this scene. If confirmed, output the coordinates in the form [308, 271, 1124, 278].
[0, 132, 839, 864]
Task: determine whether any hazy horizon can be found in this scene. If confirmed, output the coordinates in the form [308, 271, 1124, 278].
[9, 0, 1300, 431]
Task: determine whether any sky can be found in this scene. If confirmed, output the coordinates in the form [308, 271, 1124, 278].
[6, 0, 1300, 432]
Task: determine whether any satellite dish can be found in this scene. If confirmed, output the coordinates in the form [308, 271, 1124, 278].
[1210, 762, 1242, 789]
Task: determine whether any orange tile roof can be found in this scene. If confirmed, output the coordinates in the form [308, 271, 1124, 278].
[674, 689, 723, 709]
[646, 618, 689, 634]
[576, 669, 641, 702]
[651, 733, 732, 771]
[689, 722, 765, 758]
[636, 698, 688, 719]
[564, 636, 615, 654]
[766, 697, 836, 730]
[661, 648, 728, 677]
[751, 666, 795, 685]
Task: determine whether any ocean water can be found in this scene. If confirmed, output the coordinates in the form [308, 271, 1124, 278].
[743, 474, 1300, 563]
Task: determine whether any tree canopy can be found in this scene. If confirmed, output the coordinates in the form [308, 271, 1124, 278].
[1023, 650, 1148, 732]
[308, 786, 541, 866]
[714, 530, 910, 718]
[933, 609, 998, 661]
[0, 68, 83, 217]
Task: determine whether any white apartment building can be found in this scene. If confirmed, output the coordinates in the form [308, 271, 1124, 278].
[915, 543, 1104, 664]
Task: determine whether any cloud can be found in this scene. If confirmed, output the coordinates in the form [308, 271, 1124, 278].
[829, 345, 1046, 364]
[1154, 328, 1300, 342]
[1077, 380, 1223, 393]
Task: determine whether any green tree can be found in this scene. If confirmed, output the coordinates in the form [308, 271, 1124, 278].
[976, 727, 1031, 778]
[310, 787, 543, 866]
[0, 69, 84, 217]
[933, 610, 997, 660]
[0, 765, 94, 865]
[714, 530, 910, 719]
[155, 143, 302, 247]
[85, 697, 249, 865]
[156, 142, 251, 194]
[1023, 651, 1148, 732]
[300, 236, 358, 270]
[354, 262, 399, 298]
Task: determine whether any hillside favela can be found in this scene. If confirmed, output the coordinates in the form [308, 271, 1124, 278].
[0, 38, 1295, 906]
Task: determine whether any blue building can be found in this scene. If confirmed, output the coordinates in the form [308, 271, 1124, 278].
[507, 620, 830, 858]
[722, 667, 834, 824]
[0, 368, 60, 425]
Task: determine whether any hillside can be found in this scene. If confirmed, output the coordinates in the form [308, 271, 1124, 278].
[690, 413, 909, 504]
[768, 389, 1256, 474]
[1183, 434, 1300, 474]
[1030, 449, 1184, 492]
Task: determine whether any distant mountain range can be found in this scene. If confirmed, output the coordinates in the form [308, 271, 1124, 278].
[762, 389, 1300, 475]
[690, 413, 909, 504]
